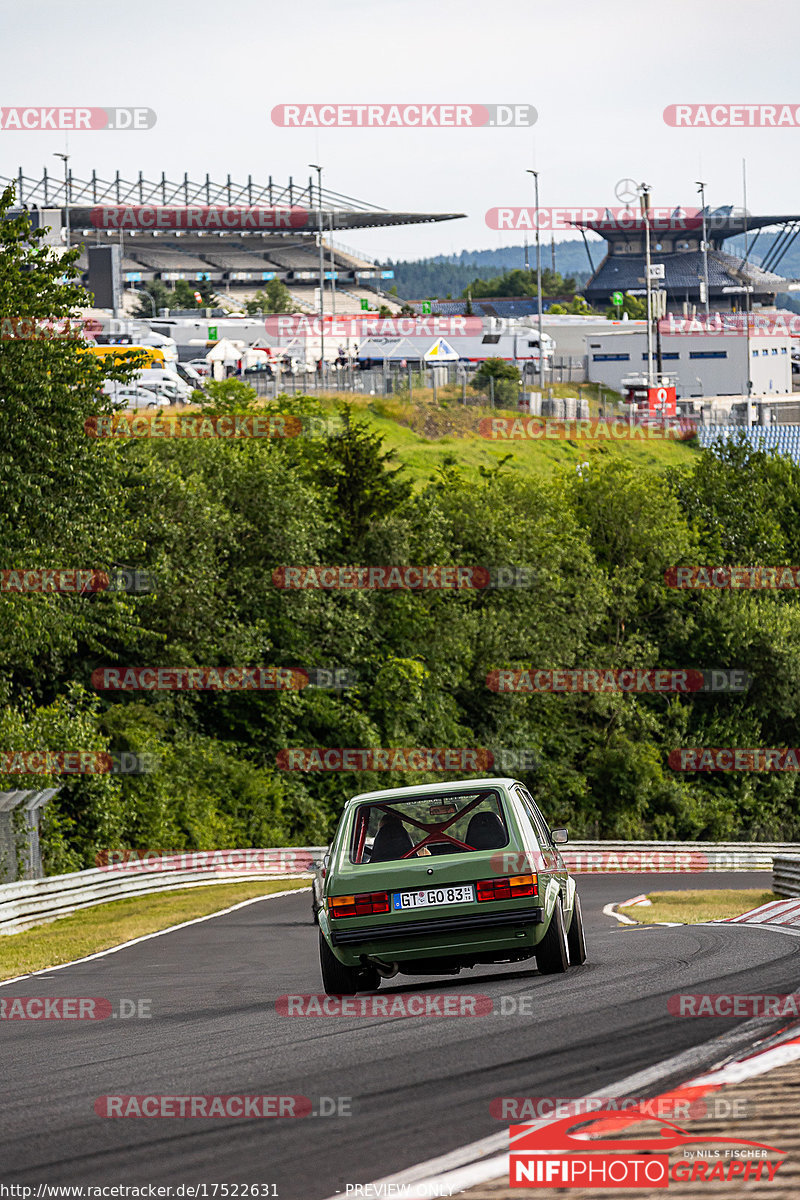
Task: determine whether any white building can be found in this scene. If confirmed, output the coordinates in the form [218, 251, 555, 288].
[585, 327, 792, 399]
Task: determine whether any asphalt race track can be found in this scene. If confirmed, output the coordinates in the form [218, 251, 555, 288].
[0, 872, 796, 1198]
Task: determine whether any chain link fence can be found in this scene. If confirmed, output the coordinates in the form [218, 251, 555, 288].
[237, 359, 587, 406]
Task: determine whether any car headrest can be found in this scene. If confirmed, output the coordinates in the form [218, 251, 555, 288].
[369, 818, 414, 862]
[465, 810, 507, 850]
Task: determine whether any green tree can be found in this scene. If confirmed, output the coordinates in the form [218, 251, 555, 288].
[307, 405, 411, 552]
[549, 295, 595, 315]
[172, 279, 215, 309]
[472, 357, 521, 406]
[605, 294, 647, 320]
[132, 280, 171, 319]
[0, 186, 134, 566]
[195, 378, 259, 414]
[466, 267, 577, 299]
[244, 279, 292, 315]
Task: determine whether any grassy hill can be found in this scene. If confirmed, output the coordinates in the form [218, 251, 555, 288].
[283, 385, 699, 485]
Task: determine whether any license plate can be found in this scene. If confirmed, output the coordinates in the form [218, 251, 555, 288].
[393, 885, 474, 910]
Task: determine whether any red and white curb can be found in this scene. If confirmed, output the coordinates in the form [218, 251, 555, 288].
[330, 1003, 800, 1199]
[725, 898, 800, 928]
[607, 896, 800, 932]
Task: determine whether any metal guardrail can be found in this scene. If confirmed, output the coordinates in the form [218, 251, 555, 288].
[0, 841, 790, 936]
[0, 848, 326, 935]
[772, 854, 800, 897]
[564, 841, 792, 872]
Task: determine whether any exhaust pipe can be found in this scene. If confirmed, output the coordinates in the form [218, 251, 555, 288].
[371, 958, 400, 979]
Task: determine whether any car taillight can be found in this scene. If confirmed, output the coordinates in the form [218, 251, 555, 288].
[476, 874, 538, 902]
[328, 891, 390, 918]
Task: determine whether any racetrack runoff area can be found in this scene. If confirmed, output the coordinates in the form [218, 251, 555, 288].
[454, 1048, 800, 1198]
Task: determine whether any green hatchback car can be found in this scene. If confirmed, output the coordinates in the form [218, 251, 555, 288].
[317, 776, 586, 994]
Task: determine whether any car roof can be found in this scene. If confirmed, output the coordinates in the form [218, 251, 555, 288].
[347, 777, 521, 804]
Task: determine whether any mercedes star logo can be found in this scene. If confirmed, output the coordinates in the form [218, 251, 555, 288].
[615, 178, 639, 206]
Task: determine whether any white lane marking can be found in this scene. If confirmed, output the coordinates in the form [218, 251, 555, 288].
[0, 887, 305, 987]
[327, 999, 796, 1199]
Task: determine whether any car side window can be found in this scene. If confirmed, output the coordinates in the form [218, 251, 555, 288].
[515, 787, 554, 849]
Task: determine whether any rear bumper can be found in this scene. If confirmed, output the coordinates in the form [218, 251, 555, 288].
[329, 906, 543, 948]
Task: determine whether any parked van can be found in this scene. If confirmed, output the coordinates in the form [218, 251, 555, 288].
[133, 369, 194, 403]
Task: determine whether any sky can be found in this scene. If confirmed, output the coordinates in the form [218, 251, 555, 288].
[3, 0, 799, 263]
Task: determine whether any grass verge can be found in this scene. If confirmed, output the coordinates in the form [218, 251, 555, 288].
[177, 392, 699, 485]
[618, 888, 777, 925]
[0, 879, 309, 980]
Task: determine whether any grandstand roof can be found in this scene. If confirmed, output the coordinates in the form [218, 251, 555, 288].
[2, 167, 464, 232]
[585, 247, 791, 302]
[577, 211, 800, 241]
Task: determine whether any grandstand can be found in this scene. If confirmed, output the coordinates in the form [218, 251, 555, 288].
[2, 167, 464, 311]
[576, 209, 800, 309]
[697, 424, 800, 464]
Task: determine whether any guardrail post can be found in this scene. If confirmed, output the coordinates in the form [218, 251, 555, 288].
[0, 791, 30, 883]
[23, 789, 58, 880]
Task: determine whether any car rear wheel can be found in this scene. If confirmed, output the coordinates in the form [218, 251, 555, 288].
[535, 899, 569, 975]
[311, 878, 322, 925]
[566, 893, 587, 965]
[319, 930, 380, 995]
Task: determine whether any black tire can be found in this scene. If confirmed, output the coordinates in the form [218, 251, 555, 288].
[535, 898, 569, 975]
[311, 878, 322, 925]
[318, 930, 380, 995]
[566, 893, 587, 966]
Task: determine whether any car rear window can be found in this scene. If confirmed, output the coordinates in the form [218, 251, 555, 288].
[349, 789, 510, 864]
